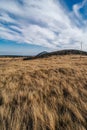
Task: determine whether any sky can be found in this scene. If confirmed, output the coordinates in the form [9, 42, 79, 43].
[0, 0, 87, 55]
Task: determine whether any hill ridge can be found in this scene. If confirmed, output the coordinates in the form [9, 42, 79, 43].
[24, 49, 87, 60]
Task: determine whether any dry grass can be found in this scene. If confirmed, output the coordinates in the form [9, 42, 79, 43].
[0, 55, 87, 130]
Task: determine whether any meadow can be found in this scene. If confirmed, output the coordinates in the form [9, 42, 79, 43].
[0, 55, 87, 130]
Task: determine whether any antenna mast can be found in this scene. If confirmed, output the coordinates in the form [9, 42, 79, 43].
[80, 41, 82, 59]
[81, 42, 82, 51]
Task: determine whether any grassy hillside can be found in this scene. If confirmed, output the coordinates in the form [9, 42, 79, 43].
[0, 55, 87, 130]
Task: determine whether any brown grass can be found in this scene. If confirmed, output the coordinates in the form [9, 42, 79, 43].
[0, 55, 87, 130]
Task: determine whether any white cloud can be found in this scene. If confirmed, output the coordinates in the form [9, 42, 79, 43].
[0, 0, 87, 51]
[73, 0, 87, 18]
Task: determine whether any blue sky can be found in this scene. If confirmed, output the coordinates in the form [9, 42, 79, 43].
[0, 0, 87, 55]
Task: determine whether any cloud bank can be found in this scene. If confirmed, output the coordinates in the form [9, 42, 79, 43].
[0, 0, 87, 50]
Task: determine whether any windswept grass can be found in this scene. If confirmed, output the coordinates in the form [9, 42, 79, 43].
[0, 55, 87, 130]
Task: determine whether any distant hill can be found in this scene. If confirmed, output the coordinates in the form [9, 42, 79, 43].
[24, 49, 87, 60]
[36, 51, 48, 57]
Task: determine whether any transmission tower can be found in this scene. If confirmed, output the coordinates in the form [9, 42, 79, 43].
[80, 41, 83, 59]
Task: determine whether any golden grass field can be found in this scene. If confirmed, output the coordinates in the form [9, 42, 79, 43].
[0, 55, 87, 130]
